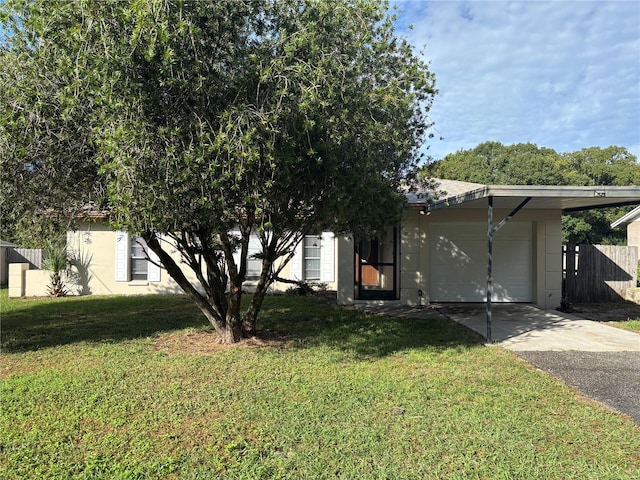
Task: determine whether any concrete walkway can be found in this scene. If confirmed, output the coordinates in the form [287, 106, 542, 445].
[356, 303, 640, 424]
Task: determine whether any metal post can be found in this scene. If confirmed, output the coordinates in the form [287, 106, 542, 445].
[487, 196, 493, 343]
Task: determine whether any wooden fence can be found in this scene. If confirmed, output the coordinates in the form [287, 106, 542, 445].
[7, 248, 43, 270]
[564, 244, 638, 302]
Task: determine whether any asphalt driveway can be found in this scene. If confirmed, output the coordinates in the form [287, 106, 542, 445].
[515, 350, 640, 424]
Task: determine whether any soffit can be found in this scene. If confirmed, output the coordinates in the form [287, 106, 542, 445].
[417, 185, 640, 214]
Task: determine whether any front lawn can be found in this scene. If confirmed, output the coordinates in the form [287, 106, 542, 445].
[1, 294, 639, 479]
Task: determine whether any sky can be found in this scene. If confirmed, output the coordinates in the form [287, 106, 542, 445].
[391, 0, 640, 162]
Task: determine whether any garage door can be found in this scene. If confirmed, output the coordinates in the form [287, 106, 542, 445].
[429, 222, 532, 302]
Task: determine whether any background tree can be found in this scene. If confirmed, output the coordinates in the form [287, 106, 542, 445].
[0, 0, 436, 343]
[425, 142, 640, 244]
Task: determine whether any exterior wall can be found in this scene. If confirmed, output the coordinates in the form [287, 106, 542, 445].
[61, 221, 338, 297]
[274, 232, 338, 292]
[8, 263, 29, 297]
[25, 269, 51, 297]
[391, 207, 562, 309]
[65, 223, 187, 296]
[400, 209, 429, 306]
[628, 222, 640, 249]
[337, 235, 354, 305]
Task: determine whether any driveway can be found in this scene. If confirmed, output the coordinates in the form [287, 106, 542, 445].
[436, 303, 640, 425]
[435, 303, 640, 351]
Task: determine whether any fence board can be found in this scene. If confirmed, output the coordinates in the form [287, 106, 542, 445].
[566, 245, 638, 302]
[7, 248, 43, 270]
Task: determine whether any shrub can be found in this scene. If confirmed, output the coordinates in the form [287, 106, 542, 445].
[42, 239, 70, 297]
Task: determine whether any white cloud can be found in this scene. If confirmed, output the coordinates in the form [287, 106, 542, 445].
[393, 0, 640, 160]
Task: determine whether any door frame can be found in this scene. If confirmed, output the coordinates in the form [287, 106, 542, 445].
[355, 227, 399, 300]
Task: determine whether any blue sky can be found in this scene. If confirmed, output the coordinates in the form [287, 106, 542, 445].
[392, 0, 640, 162]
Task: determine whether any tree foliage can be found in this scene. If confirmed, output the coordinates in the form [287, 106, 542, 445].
[0, 0, 436, 343]
[425, 142, 640, 244]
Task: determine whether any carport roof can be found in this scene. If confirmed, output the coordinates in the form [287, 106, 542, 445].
[611, 205, 640, 228]
[410, 179, 640, 214]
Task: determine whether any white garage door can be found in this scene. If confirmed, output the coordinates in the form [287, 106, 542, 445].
[429, 222, 532, 302]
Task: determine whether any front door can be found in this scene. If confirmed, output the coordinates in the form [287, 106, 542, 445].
[355, 227, 398, 300]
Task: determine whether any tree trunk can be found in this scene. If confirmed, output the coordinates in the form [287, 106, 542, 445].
[144, 233, 244, 344]
[241, 259, 273, 336]
[225, 285, 243, 343]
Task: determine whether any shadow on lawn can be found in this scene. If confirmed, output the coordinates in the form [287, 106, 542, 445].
[1, 295, 204, 352]
[259, 298, 484, 357]
[2, 294, 483, 355]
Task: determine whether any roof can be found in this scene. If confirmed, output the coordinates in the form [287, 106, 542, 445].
[611, 205, 640, 229]
[412, 179, 640, 214]
[0, 240, 16, 247]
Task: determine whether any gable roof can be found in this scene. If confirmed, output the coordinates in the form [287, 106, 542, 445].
[411, 179, 640, 214]
[611, 205, 640, 229]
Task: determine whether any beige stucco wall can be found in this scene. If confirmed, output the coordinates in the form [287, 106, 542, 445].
[628, 222, 640, 249]
[65, 223, 187, 296]
[337, 207, 563, 310]
[8, 263, 29, 297]
[25, 269, 52, 297]
[337, 235, 355, 305]
[61, 221, 337, 297]
[400, 207, 562, 309]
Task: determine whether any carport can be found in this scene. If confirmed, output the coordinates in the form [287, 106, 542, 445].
[420, 183, 640, 342]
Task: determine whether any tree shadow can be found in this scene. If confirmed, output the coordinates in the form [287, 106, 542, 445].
[1, 295, 204, 352]
[258, 296, 485, 358]
[2, 294, 483, 356]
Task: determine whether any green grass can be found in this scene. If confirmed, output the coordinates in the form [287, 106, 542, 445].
[2, 294, 639, 479]
[609, 318, 640, 333]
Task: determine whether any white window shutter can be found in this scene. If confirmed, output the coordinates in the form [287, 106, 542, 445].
[290, 239, 303, 281]
[115, 231, 129, 282]
[321, 232, 335, 282]
[147, 245, 162, 282]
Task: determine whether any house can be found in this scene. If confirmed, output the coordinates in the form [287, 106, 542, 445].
[9, 179, 640, 305]
[336, 180, 640, 309]
[611, 205, 640, 249]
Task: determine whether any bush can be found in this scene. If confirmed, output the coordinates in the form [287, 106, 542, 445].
[42, 239, 70, 297]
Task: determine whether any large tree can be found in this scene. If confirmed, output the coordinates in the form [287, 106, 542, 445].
[0, 0, 436, 343]
[425, 142, 640, 244]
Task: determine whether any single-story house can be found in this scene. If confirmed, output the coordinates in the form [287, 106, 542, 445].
[10, 179, 640, 307]
[611, 205, 640, 249]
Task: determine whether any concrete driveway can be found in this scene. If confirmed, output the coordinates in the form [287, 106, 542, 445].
[436, 303, 640, 425]
[435, 303, 640, 352]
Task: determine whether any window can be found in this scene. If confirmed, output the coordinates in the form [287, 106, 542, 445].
[115, 232, 161, 282]
[130, 237, 149, 281]
[303, 235, 322, 280]
[245, 235, 263, 281]
[289, 232, 335, 283]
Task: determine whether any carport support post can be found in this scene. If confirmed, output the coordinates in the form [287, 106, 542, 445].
[487, 196, 494, 343]
[486, 196, 532, 343]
